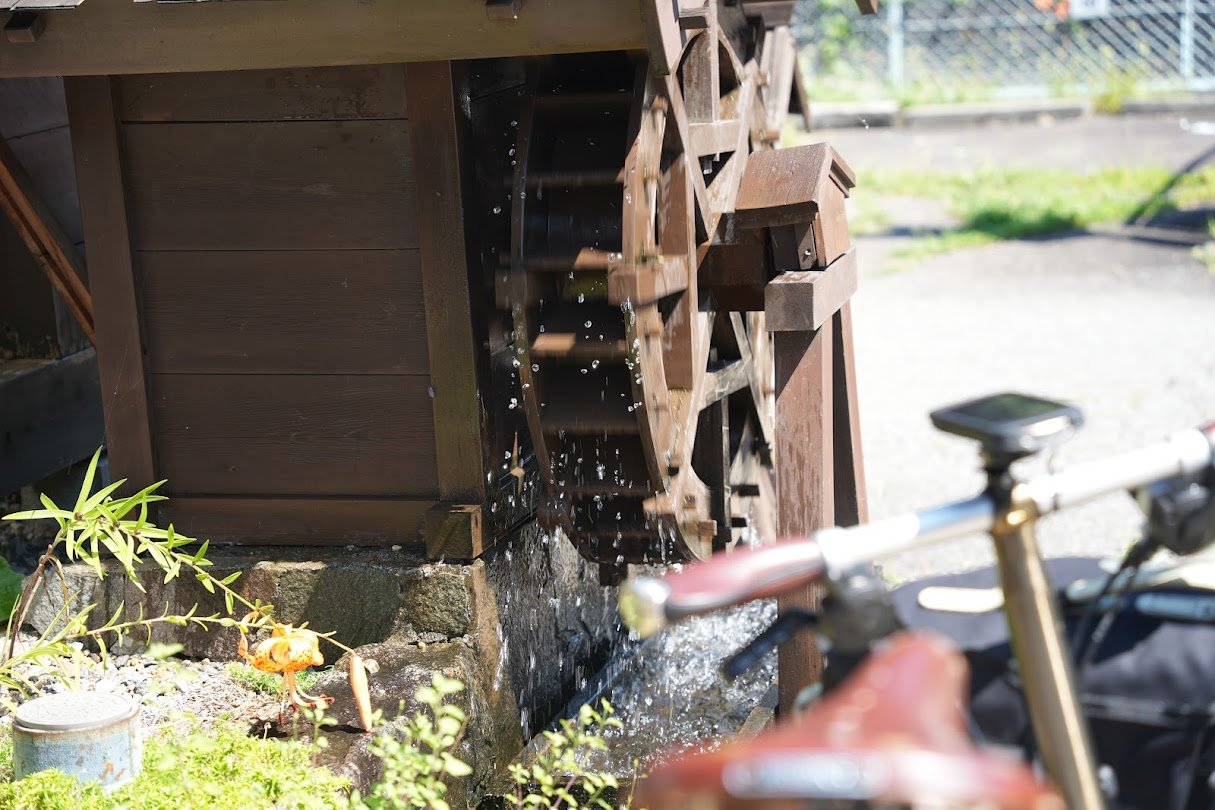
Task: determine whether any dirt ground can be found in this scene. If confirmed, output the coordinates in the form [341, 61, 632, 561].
[816, 113, 1215, 580]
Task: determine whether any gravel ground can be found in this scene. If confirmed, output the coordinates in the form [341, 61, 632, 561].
[843, 113, 1215, 581]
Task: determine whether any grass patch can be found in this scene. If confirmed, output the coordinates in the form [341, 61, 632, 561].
[0, 722, 349, 809]
[226, 662, 324, 697]
[853, 164, 1215, 266]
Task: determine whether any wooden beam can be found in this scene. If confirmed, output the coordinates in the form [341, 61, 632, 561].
[765, 248, 858, 332]
[160, 496, 432, 547]
[639, 0, 685, 76]
[773, 320, 833, 715]
[406, 62, 491, 552]
[0, 135, 92, 341]
[0, 0, 648, 78]
[63, 76, 156, 492]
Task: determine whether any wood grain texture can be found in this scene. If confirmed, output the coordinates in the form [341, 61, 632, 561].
[406, 62, 489, 507]
[140, 250, 427, 375]
[0, 349, 103, 493]
[734, 142, 856, 230]
[0, 0, 647, 78]
[765, 247, 857, 332]
[63, 76, 156, 491]
[122, 120, 416, 250]
[160, 496, 431, 547]
[149, 373, 439, 497]
[117, 65, 408, 122]
[773, 321, 833, 714]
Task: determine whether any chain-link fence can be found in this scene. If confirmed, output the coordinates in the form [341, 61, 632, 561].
[795, 0, 1215, 100]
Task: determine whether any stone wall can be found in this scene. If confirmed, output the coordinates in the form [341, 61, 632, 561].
[27, 520, 623, 804]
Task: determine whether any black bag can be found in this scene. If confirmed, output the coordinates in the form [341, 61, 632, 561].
[892, 558, 1215, 810]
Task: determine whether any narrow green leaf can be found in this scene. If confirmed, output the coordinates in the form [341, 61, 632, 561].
[74, 448, 103, 514]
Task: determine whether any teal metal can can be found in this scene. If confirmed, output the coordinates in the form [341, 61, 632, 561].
[12, 692, 142, 788]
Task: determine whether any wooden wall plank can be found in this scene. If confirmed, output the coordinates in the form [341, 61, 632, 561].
[149, 373, 439, 497]
[122, 120, 417, 250]
[63, 76, 156, 491]
[140, 250, 427, 375]
[0, 1, 646, 79]
[406, 62, 488, 506]
[117, 65, 408, 123]
[161, 496, 432, 547]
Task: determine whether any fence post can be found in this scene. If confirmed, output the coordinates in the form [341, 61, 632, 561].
[1181, 0, 1196, 83]
[887, 0, 905, 89]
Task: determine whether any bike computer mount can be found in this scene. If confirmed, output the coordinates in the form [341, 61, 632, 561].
[931, 393, 1084, 464]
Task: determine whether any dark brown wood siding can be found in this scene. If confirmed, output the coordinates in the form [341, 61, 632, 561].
[110, 65, 435, 545]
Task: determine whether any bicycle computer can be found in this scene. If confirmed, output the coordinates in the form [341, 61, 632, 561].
[930, 393, 1083, 459]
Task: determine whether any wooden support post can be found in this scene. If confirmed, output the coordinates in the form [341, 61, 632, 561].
[407, 62, 493, 559]
[832, 301, 868, 526]
[63, 77, 156, 492]
[0, 136, 93, 342]
[766, 249, 865, 715]
[772, 322, 833, 714]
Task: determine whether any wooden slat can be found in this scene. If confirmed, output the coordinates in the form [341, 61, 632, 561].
[734, 142, 856, 229]
[0, 0, 648, 78]
[149, 373, 439, 497]
[639, 0, 686, 76]
[117, 65, 408, 122]
[140, 250, 427, 375]
[0, 135, 92, 340]
[160, 496, 432, 547]
[406, 62, 489, 509]
[63, 76, 156, 491]
[122, 120, 416, 251]
[0, 349, 103, 493]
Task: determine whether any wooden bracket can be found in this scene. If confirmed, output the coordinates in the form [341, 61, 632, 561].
[4, 11, 44, 43]
[425, 503, 485, 561]
[765, 247, 857, 332]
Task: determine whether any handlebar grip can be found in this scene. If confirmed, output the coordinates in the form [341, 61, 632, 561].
[618, 540, 824, 636]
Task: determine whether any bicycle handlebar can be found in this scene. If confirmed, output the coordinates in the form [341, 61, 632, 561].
[620, 425, 1215, 636]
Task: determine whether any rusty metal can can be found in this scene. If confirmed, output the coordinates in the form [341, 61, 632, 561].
[12, 692, 142, 788]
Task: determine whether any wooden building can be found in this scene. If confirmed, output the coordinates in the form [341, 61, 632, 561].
[0, 0, 868, 593]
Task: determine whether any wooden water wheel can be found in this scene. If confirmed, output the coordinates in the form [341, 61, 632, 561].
[494, 10, 837, 573]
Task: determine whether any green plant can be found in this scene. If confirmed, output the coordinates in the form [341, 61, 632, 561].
[0, 722, 350, 810]
[227, 661, 324, 697]
[358, 673, 472, 810]
[0, 449, 373, 725]
[0, 556, 23, 620]
[507, 700, 624, 810]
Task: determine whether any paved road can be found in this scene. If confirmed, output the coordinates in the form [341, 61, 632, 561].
[832, 114, 1215, 580]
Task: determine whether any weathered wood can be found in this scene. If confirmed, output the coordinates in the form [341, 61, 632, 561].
[639, 0, 686, 76]
[63, 76, 156, 491]
[773, 320, 833, 715]
[406, 61, 491, 523]
[140, 250, 428, 375]
[4, 12, 45, 45]
[425, 503, 485, 560]
[161, 497, 432, 547]
[122, 120, 416, 251]
[117, 65, 408, 122]
[741, 1, 797, 25]
[832, 301, 869, 526]
[763, 25, 797, 141]
[149, 373, 439, 497]
[734, 142, 856, 232]
[0, 349, 103, 493]
[0, 1, 649, 78]
[0, 135, 92, 341]
[682, 11, 720, 122]
[765, 248, 858, 332]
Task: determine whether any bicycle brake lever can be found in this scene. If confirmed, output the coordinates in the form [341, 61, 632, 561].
[721, 609, 818, 681]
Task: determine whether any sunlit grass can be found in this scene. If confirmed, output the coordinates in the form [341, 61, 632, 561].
[852, 164, 1215, 268]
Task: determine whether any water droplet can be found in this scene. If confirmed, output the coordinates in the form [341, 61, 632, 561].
[493, 205, 503, 214]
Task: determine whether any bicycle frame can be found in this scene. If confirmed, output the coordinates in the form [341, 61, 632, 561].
[620, 424, 1215, 809]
